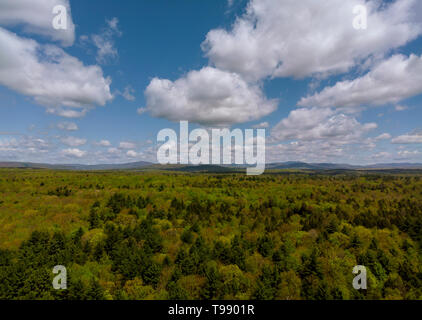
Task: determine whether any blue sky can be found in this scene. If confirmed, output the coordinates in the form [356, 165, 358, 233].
[0, 0, 422, 165]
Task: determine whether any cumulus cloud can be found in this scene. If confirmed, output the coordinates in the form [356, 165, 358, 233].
[0, 136, 53, 163]
[61, 148, 86, 158]
[371, 152, 392, 160]
[375, 133, 392, 141]
[252, 122, 269, 129]
[397, 149, 421, 158]
[145, 0, 421, 126]
[266, 140, 349, 163]
[144, 67, 277, 126]
[0, 136, 50, 152]
[119, 141, 137, 149]
[57, 122, 78, 131]
[202, 0, 422, 81]
[126, 150, 139, 158]
[270, 108, 377, 143]
[47, 108, 89, 118]
[0, 27, 113, 115]
[0, 0, 75, 46]
[60, 136, 87, 147]
[299, 54, 422, 108]
[96, 140, 111, 147]
[360, 133, 392, 151]
[266, 108, 379, 163]
[392, 132, 422, 144]
[107, 147, 119, 154]
[0, 133, 155, 164]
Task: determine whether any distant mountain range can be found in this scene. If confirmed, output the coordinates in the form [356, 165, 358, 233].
[1, 161, 422, 172]
[265, 161, 422, 170]
[0, 161, 153, 170]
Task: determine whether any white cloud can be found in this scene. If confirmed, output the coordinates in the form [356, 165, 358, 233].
[360, 133, 392, 151]
[266, 141, 346, 163]
[0, 134, 156, 164]
[0, 136, 49, 151]
[0, 136, 52, 161]
[91, 17, 121, 64]
[96, 140, 111, 147]
[92, 35, 117, 64]
[252, 122, 269, 129]
[119, 141, 137, 149]
[270, 108, 377, 143]
[375, 133, 392, 141]
[137, 107, 147, 115]
[126, 150, 138, 158]
[144, 67, 277, 126]
[202, 0, 422, 81]
[107, 147, 120, 154]
[0, 0, 75, 46]
[121, 85, 136, 101]
[57, 122, 78, 131]
[0, 27, 113, 115]
[299, 54, 422, 108]
[47, 108, 88, 118]
[392, 132, 422, 144]
[372, 152, 392, 159]
[266, 108, 378, 163]
[60, 136, 87, 147]
[395, 105, 408, 111]
[61, 148, 86, 158]
[107, 17, 121, 33]
[397, 150, 421, 159]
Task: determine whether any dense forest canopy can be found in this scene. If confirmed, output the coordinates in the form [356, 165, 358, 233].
[0, 169, 421, 300]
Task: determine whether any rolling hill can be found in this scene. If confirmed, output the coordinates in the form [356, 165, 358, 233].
[1, 161, 422, 171]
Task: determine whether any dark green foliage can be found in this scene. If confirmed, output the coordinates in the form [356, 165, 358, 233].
[257, 235, 274, 258]
[181, 228, 194, 244]
[87, 279, 105, 300]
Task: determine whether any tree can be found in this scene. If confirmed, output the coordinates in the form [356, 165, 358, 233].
[87, 279, 105, 300]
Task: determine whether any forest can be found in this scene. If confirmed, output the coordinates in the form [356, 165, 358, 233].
[0, 169, 421, 300]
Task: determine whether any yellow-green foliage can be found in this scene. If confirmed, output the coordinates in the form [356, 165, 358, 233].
[0, 169, 421, 300]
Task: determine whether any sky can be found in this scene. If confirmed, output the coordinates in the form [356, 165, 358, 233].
[0, 0, 422, 165]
